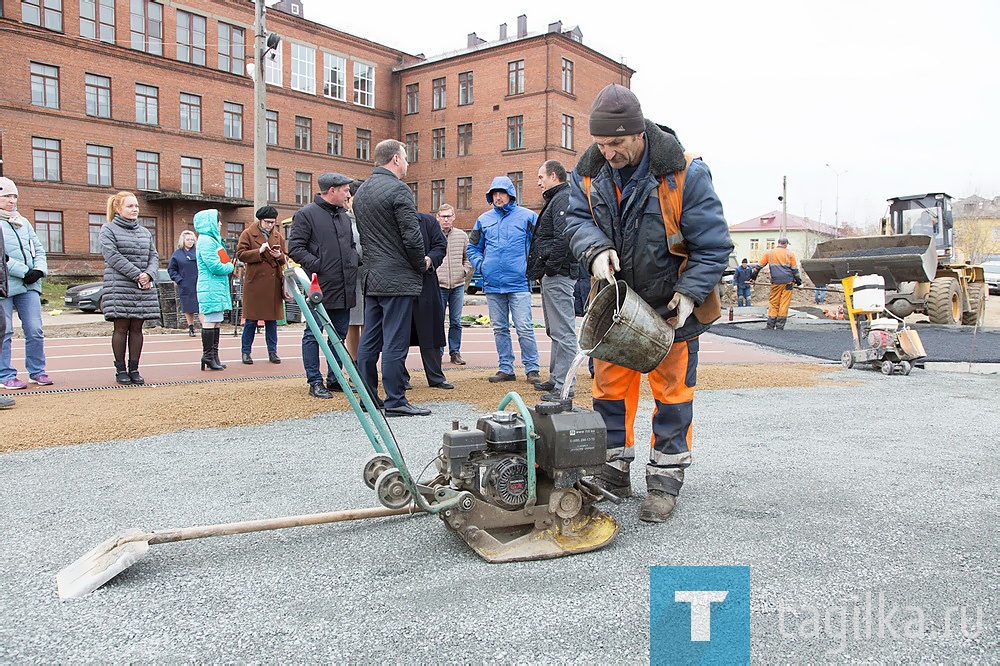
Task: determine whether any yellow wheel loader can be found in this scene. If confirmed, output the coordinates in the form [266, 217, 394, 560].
[801, 193, 987, 325]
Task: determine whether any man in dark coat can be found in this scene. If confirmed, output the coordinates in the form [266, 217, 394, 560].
[527, 159, 578, 401]
[0, 198, 12, 408]
[288, 172, 359, 399]
[403, 213, 451, 389]
[352, 139, 429, 417]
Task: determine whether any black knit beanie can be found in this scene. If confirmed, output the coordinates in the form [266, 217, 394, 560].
[589, 83, 645, 136]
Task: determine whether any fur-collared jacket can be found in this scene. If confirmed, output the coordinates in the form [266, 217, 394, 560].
[565, 119, 733, 341]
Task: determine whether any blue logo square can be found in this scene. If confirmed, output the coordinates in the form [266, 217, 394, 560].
[650, 566, 750, 665]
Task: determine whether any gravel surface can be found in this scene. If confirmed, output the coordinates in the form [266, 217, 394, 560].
[1, 370, 996, 661]
[713, 320, 1000, 363]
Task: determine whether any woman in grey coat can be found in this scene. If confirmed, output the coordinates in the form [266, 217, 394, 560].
[100, 191, 160, 385]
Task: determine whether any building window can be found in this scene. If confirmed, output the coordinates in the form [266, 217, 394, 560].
[561, 58, 574, 94]
[34, 211, 63, 253]
[84, 73, 111, 118]
[89, 214, 105, 253]
[458, 71, 473, 106]
[766, 239, 776, 250]
[139, 216, 157, 247]
[224, 221, 242, 240]
[457, 124, 472, 157]
[218, 22, 245, 75]
[457, 177, 472, 210]
[30, 62, 59, 109]
[80, 0, 114, 43]
[135, 83, 158, 124]
[506, 115, 524, 150]
[22, 0, 63, 31]
[405, 132, 418, 163]
[130, 0, 163, 56]
[356, 129, 371, 160]
[31, 137, 61, 181]
[353, 62, 374, 107]
[266, 110, 278, 145]
[136, 150, 159, 190]
[179, 92, 201, 132]
[561, 114, 574, 150]
[508, 60, 524, 95]
[507, 172, 524, 202]
[295, 172, 311, 204]
[405, 83, 418, 114]
[176, 10, 206, 66]
[224, 162, 243, 199]
[431, 179, 444, 211]
[327, 122, 342, 156]
[322, 53, 345, 100]
[266, 168, 279, 202]
[180, 156, 202, 194]
[432, 128, 445, 160]
[407, 182, 418, 205]
[223, 102, 243, 140]
[291, 43, 316, 94]
[86, 144, 112, 186]
[432, 77, 445, 110]
[264, 41, 282, 86]
[749, 238, 759, 251]
[294, 116, 311, 151]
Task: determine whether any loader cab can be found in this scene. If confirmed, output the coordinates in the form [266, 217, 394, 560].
[886, 193, 954, 262]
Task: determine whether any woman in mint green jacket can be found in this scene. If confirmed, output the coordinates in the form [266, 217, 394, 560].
[193, 209, 234, 370]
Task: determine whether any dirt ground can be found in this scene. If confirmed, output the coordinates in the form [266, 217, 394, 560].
[3, 364, 842, 454]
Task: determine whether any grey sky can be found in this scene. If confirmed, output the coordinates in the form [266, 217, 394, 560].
[305, 0, 999, 230]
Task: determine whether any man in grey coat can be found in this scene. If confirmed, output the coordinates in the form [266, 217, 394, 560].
[352, 139, 430, 417]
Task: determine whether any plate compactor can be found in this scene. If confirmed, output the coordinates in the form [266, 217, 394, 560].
[838, 274, 926, 375]
[57, 269, 619, 599]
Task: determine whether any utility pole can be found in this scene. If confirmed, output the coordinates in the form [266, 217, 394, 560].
[826, 163, 847, 238]
[781, 176, 788, 237]
[253, 0, 268, 211]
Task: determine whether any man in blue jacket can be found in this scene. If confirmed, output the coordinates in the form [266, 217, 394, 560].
[734, 258, 754, 307]
[565, 84, 733, 522]
[467, 177, 541, 384]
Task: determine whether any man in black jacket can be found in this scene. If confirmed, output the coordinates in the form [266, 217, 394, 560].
[527, 160, 579, 401]
[0, 194, 12, 408]
[352, 140, 430, 417]
[403, 213, 451, 390]
[288, 172, 359, 399]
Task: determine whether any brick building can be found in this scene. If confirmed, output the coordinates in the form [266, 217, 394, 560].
[0, 1, 631, 275]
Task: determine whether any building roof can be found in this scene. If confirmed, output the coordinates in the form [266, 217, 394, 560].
[730, 210, 837, 236]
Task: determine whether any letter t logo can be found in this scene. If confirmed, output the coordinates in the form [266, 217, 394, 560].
[674, 590, 729, 641]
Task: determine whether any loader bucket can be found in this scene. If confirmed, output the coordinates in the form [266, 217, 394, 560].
[800, 235, 936, 289]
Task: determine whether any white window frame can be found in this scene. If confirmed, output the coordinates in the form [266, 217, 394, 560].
[322, 52, 346, 101]
[353, 61, 374, 108]
[264, 41, 283, 86]
[290, 42, 316, 94]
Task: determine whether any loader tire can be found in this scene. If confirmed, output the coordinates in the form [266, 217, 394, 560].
[961, 282, 986, 326]
[926, 277, 961, 325]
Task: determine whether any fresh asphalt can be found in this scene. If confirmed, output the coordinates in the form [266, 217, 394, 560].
[0, 369, 996, 661]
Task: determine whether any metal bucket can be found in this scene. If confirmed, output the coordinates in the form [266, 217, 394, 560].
[579, 280, 674, 373]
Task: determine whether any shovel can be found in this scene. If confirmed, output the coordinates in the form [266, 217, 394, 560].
[57, 505, 421, 599]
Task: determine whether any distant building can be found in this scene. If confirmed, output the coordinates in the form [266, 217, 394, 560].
[951, 194, 1000, 263]
[729, 211, 837, 265]
[0, 3, 630, 275]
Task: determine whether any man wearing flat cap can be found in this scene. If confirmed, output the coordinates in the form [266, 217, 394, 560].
[565, 83, 734, 522]
[235, 205, 287, 365]
[288, 172, 360, 399]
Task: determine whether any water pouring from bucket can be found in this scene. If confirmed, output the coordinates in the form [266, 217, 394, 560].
[577, 280, 675, 374]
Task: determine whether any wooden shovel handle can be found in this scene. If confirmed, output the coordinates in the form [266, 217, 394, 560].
[146, 505, 420, 545]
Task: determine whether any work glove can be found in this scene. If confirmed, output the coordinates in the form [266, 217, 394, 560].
[667, 292, 695, 329]
[590, 249, 620, 284]
[22, 269, 44, 285]
[794, 276, 803, 286]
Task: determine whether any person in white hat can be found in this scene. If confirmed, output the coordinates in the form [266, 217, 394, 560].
[0, 176, 53, 391]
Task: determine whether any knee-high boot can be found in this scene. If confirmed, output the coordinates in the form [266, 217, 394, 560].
[201, 329, 224, 370]
[211, 328, 227, 369]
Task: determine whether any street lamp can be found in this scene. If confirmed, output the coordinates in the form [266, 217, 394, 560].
[250, 0, 280, 211]
[825, 163, 847, 238]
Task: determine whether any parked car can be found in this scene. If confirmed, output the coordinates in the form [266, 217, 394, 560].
[63, 269, 171, 313]
[983, 260, 1000, 295]
[466, 267, 540, 294]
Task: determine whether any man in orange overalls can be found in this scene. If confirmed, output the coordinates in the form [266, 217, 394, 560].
[752, 237, 802, 330]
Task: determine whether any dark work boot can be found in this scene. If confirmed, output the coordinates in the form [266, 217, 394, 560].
[201, 330, 224, 370]
[775, 317, 787, 330]
[114, 361, 132, 385]
[590, 464, 632, 500]
[765, 317, 776, 330]
[127, 360, 144, 385]
[638, 490, 677, 523]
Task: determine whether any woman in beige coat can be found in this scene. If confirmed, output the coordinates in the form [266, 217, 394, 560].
[235, 206, 287, 364]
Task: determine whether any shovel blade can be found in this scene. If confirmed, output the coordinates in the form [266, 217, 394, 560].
[57, 529, 150, 600]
